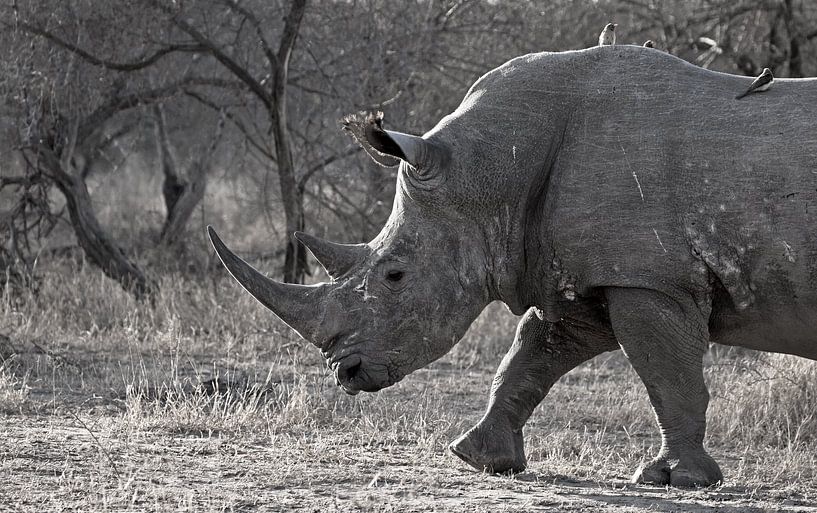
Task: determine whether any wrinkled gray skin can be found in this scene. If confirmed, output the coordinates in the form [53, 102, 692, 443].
[209, 45, 817, 487]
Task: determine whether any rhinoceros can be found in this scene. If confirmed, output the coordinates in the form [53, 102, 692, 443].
[208, 45, 817, 487]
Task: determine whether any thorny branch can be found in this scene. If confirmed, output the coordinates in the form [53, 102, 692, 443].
[0, 159, 61, 290]
[148, 0, 274, 110]
[297, 147, 359, 192]
[15, 21, 205, 71]
[183, 89, 275, 160]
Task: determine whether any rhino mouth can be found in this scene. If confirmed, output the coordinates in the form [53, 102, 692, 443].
[330, 354, 362, 395]
[327, 351, 394, 395]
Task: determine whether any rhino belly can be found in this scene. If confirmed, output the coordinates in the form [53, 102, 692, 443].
[709, 303, 817, 360]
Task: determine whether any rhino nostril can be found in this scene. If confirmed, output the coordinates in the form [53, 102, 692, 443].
[337, 355, 362, 383]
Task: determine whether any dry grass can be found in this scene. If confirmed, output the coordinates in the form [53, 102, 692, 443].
[1, 259, 817, 512]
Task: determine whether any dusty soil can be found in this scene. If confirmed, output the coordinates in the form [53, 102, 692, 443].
[3, 346, 817, 513]
[3, 414, 816, 512]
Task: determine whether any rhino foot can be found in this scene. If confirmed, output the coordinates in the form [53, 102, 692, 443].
[633, 452, 723, 487]
[449, 421, 526, 474]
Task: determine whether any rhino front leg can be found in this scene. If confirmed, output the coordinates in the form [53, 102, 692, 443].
[450, 303, 618, 473]
[606, 287, 722, 487]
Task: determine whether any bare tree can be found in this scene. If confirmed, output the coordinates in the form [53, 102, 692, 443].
[4, 2, 201, 298]
[18, 94, 170, 299]
[145, 0, 311, 282]
[153, 103, 223, 246]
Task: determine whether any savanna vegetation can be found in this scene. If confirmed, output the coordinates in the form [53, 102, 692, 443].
[2, 1, 817, 511]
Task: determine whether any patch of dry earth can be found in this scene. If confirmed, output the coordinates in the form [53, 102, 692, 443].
[2, 415, 816, 512]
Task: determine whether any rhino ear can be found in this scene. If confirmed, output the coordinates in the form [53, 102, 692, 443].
[341, 111, 426, 169]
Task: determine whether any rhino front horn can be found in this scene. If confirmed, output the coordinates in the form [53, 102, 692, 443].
[207, 226, 326, 343]
[294, 232, 368, 279]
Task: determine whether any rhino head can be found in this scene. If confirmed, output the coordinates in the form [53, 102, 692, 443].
[210, 104, 553, 394]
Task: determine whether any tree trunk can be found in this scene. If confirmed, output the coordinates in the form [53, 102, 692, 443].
[160, 175, 206, 246]
[783, 0, 803, 78]
[154, 104, 210, 246]
[47, 159, 156, 300]
[274, 113, 308, 283]
[281, 189, 307, 284]
[363, 162, 394, 239]
[272, 0, 309, 284]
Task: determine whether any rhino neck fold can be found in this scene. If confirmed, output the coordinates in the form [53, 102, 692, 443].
[508, 130, 564, 316]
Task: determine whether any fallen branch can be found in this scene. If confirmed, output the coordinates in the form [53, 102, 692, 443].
[70, 412, 121, 480]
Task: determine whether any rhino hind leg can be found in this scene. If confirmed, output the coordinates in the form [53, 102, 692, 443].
[606, 287, 723, 487]
[450, 302, 618, 474]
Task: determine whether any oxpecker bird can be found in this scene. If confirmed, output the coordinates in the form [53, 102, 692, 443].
[598, 23, 617, 46]
[643, 40, 654, 48]
[735, 68, 774, 99]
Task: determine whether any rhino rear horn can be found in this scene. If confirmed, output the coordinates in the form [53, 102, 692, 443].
[207, 226, 326, 343]
[294, 232, 368, 280]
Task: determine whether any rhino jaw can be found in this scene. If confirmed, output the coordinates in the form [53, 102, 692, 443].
[207, 225, 328, 343]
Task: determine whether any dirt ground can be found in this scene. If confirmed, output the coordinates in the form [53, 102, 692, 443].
[2, 414, 817, 512]
[3, 342, 817, 512]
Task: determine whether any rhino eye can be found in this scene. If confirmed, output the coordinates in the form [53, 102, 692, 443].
[385, 270, 404, 282]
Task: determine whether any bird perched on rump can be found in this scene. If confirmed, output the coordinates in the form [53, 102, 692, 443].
[735, 68, 774, 99]
[598, 23, 617, 46]
[643, 40, 654, 48]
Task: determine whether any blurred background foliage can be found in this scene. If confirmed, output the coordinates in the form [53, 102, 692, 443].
[2, 0, 817, 297]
